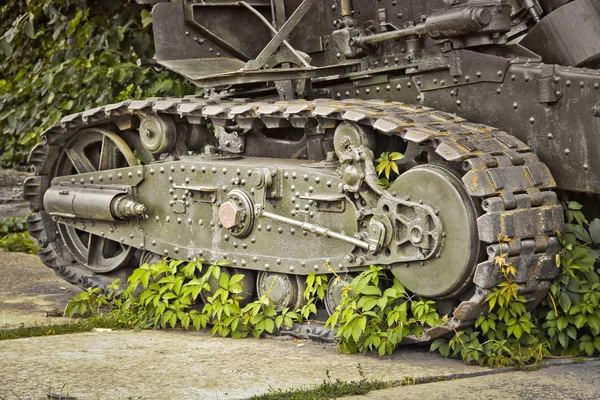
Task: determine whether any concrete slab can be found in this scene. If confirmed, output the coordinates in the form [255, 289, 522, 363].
[0, 329, 487, 400]
[343, 360, 600, 400]
[0, 251, 80, 329]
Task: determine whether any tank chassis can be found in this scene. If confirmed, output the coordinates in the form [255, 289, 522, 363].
[25, 0, 600, 340]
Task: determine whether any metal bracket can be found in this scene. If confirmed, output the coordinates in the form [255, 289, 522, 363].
[242, 0, 316, 70]
[538, 64, 563, 104]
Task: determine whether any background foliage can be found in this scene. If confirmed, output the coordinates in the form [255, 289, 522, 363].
[0, 0, 196, 169]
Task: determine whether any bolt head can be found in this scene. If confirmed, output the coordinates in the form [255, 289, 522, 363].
[218, 201, 241, 229]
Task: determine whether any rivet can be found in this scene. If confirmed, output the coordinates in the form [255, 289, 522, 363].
[242, 243, 247, 249]
[120, 237, 125, 243]
[164, 249, 169, 255]
[170, 166, 175, 172]
[212, 167, 217, 173]
[166, 216, 171, 222]
[137, 169, 142, 176]
[564, 148, 570, 155]
[199, 219, 204, 226]
[529, 117, 535, 124]
[191, 166, 196, 172]
[264, 263, 270, 270]
[159, 167, 165, 174]
[266, 225, 272, 232]
[290, 266, 295, 272]
[290, 228, 295, 234]
[251, 237, 256, 243]
[313, 265, 319, 271]
[222, 168, 227, 174]
[129, 233, 134, 238]
[233, 242, 238, 248]
[513, 102, 519, 110]
[100, 231, 105, 236]
[253, 256, 258, 262]
[117, 173, 123, 179]
[177, 218, 182, 224]
[152, 240, 157, 246]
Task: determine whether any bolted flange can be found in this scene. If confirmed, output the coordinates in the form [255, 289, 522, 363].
[218, 189, 254, 238]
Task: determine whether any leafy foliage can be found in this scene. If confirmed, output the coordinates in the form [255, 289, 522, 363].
[325, 266, 443, 356]
[0, 0, 197, 168]
[0, 216, 39, 254]
[431, 201, 600, 367]
[375, 151, 404, 188]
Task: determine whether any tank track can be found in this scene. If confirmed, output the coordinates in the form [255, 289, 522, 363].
[24, 97, 564, 342]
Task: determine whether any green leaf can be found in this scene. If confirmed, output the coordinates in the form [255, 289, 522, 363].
[357, 286, 382, 296]
[24, 18, 35, 39]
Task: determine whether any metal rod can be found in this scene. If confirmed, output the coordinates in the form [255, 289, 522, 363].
[239, 1, 311, 69]
[340, 0, 353, 18]
[261, 210, 375, 251]
[355, 23, 426, 46]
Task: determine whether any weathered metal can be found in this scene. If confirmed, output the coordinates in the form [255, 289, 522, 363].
[26, 0, 594, 340]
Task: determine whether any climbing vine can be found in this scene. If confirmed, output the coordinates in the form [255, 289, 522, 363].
[0, 0, 197, 168]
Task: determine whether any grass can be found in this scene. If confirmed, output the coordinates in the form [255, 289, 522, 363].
[0, 314, 127, 341]
[250, 377, 392, 400]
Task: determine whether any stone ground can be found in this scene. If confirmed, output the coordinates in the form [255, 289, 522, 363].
[0, 168, 599, 400]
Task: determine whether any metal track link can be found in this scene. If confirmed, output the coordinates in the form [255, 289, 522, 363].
[26, 97, 564, 342]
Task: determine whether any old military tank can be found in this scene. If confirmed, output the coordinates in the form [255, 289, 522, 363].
[24, 0, 599, 340]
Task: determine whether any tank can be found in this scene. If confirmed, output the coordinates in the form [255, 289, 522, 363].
[25, 0, 599, 340]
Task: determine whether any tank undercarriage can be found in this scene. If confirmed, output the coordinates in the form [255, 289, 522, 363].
[24, 97, 563, 341]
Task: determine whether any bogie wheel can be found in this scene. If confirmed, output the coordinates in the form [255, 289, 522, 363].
[256, 272, 307, 311]
[54, 128, 138, 273]
[324, 274, 354, 316]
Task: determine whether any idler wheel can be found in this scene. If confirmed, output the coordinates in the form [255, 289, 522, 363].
[389, 165, 480, 299]
[54, 128, 138, 273]
[256, 272, 306, 311]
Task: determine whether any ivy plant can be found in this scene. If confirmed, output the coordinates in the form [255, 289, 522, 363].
[0, 0, 197, 168]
